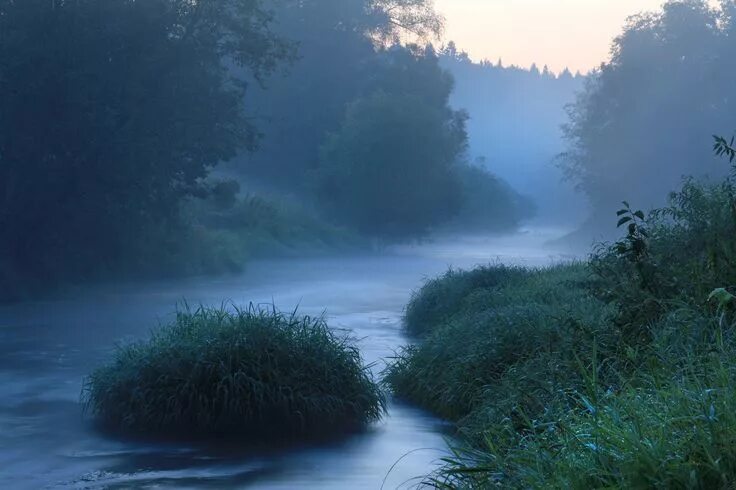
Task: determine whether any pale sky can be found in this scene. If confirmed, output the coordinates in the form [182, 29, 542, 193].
[434, 0, 711, 74]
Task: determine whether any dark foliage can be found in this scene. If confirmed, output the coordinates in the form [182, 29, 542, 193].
[0, 0, 289, 298]
[560, 0, 736, 217]
[314, 46, 468, 238]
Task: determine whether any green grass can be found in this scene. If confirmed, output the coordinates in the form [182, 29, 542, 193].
[387, 173, 736, 488]
[403, 265, 531, 337]
[428, 349, 736, 489]
[411, 302, 736, 489]
[83, 305, 385, 441]
[388, 263, 612, 426]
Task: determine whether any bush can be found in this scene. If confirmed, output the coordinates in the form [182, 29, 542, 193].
[83, 305, 385, 440]
[590, 178, 736, 338]
[185, 191, 360, 264]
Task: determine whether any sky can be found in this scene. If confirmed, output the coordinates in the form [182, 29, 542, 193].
[433, 0, 701, 74]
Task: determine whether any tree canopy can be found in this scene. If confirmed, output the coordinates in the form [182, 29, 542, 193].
[560, 0, 736, 216]
[0, 0, 288, 292]
[314, 47, 467, 238]
[232, 0, 443, 188]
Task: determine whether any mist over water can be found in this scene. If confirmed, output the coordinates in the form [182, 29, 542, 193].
[4, 0, 736, 487]
[440, 51, 589, 226]
[0, 230, 572, 490]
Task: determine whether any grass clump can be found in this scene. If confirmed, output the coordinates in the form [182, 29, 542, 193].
[83, 305, 385, 441]
[388, 262, 612, 429]
[403, 265, 530, 336]
[387, 144, 736, 488]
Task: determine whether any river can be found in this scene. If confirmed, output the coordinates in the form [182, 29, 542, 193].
[0, 229, 574, 489]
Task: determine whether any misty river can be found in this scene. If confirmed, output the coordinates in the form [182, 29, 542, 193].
[0, 229, 573, 489]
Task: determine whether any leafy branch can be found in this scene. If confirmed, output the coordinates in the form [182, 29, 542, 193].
[713, 134, 736, 164]
[615, 201, 648, 261]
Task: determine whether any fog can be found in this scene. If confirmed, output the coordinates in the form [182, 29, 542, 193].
[0, 233, 569, 489]
[2, 0, 736, 488]
[440, 47, 588, 225]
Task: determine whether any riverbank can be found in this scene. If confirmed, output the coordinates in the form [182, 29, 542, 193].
[388, 181, 736, 487]
[0, 232, 570, 489]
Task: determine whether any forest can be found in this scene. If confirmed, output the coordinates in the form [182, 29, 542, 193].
[4, 0, 736, 488]
[0, 0, 542, 301]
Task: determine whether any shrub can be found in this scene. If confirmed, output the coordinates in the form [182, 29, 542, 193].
[590, 177, 736, 340]
[83, 305, 385, 440]
[205, 193, 358, 252]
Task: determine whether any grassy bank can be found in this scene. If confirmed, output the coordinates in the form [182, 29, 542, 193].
[84, 305, 385, 441]
[0, 191, 360, 302]
[178, 192, 362, 275]
[387, 157, 736, 487]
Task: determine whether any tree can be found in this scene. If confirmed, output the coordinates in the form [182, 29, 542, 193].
[231, 0, 442, 189]
[314, 47, 467, 237]
[0, 0, 288, 294]
[559, 0, 734, 218]
[368, 0, 444, 43]
[438, 44, 585, 223]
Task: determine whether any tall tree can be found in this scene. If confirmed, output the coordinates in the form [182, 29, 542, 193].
[233, 0, 442, 188]
[0, 0, 288, 293]
[560, 0, 734, 218]
[314, 46, 467, 238]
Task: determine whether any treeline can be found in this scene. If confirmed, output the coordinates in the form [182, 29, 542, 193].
[0, 0, 532, 300]
[561, 0, 736, 229]
[439, 44, 586, 222]
[232, 0, 535, 235]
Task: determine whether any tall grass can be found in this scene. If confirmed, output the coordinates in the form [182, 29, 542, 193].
[388, 263, 613, 429]
[388, 154, 736, 487]
[403, 265, 531, 337]
[83, 304, 385, 440]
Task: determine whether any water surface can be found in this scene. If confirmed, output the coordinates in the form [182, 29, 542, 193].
[0, 229, 573, 489]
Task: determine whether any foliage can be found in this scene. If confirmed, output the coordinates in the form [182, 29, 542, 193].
[430, 342, 736, 489]
[83, 305, 385, 440]
[387, 263, 610, 424]
[560, 0, 736, 216]
[183, 189, 361, 269]
[238, 0, 443, 188]
[313, 46, 468, 238]
[591, 177, 736, 339]
[388, 139, 736, 488]
[444, 163, 536, 232]
[0, 0, 289, 296]
[714, 134, 736, 164]
[613, 201, 649, 264]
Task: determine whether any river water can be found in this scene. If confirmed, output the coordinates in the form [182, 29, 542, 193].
[0, 229, 574, 489]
